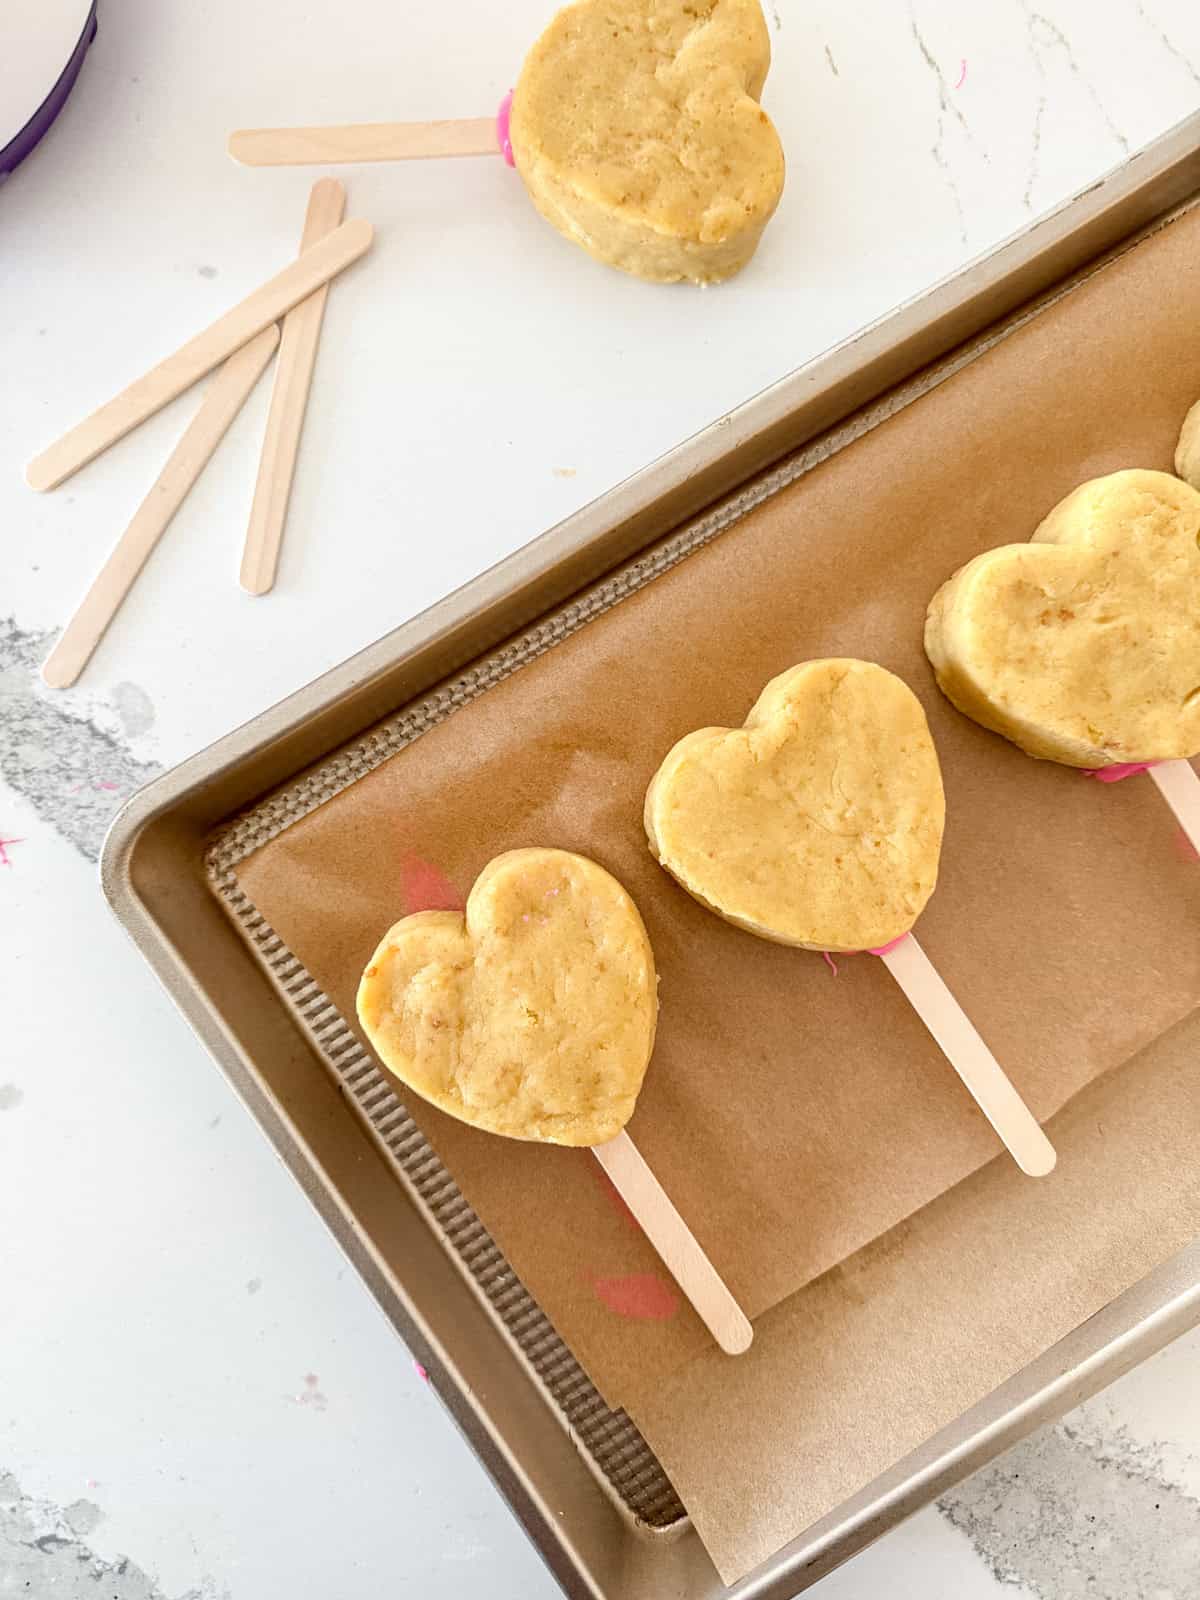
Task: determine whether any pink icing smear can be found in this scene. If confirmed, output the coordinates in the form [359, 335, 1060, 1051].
[591, 1271, 680, 1322]
[496, 90, 515, 167]
[1082, 761, 1156, 783]
[868, 933, 911, 957]
[400, 854, 466, 914]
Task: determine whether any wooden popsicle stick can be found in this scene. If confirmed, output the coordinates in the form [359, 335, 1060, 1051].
[229, 119, 500, 167]
[877, 934, 1057, 1178]
[240, 178, 347, 595]
[41, 327, 280, 689]
[26, 218, 373, 493]
[592, 1129, 753, 1356]
[1148, 759, 1200, 858]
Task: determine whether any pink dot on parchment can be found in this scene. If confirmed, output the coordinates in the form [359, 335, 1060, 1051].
[400, 855, 466, 914]
[590, 1271, 680, 1322]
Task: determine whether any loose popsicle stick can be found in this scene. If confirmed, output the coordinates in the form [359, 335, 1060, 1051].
[1148, 759, 1200, 858]
[592, 1129, 753, 1356]
[229, 118, 500, 167]
[41, 327, 280, 689]
[26, 218, 373, 493]
[876, 934, 1057, 1179]
[240, 178, 347, 595]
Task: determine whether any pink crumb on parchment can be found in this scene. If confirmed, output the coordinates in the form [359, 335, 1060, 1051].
[954, 58, 967, 89]
[400, 854, 466, 914]
[821, 951, 839, 976]
[413, 1361, 430, 1383]
[0, 837, 24, 868]
[590, 1271, 680, 1322]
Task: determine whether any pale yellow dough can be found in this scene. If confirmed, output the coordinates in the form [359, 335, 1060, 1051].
[925, 469, 1200, 767]
[1177, 396, 1200, 491]
[356, 849, 657, 1147]
[509, 0, 785, 284]
[644, 660, 945, 952]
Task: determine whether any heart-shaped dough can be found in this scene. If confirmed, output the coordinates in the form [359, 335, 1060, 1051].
[509, 0, 785, 284]
[925, 469, 1200, 767]
[644, 660, 945, 952]
[356, 848, 657, 1146]
[1177, 395, 1200, 491]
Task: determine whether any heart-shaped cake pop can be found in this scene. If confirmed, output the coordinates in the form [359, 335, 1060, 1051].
[644, 659, 945, 951]
[356, 848, 658, 1146]
[509, 0, 785, 284]
[925, 469, 1200, 767]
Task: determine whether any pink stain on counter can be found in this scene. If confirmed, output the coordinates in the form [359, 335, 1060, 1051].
[413, 1360, 430, 1383]
[400, 854, 466, 914]
[954, 58, 967, 89]
[289, 1372, 328, 1411]
[590, 1271, 680, 1322]
[0, 836, 24, 868]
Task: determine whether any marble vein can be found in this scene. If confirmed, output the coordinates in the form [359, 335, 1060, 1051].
[908, 5, 984, 244]
[1134, 0, 1200, 87]
[939, 1419, 1200, 1598]
[0, 1470, 228, 1599]
[0, 618, 162, 861]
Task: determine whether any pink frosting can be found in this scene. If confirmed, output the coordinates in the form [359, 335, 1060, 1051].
[496, 89, 515, 167]
[868, 933, 911, 957]
[1082, 761, 1156, 783]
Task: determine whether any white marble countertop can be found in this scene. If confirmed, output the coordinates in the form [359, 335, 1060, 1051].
[3, 1, 1200, 1595]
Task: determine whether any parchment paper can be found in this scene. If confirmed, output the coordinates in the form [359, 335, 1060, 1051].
[631, 1015, 1200, 1584]
[233, 199, 1200, 1430]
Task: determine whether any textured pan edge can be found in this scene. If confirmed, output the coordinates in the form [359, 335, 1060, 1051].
[209, 855, 686, 1531]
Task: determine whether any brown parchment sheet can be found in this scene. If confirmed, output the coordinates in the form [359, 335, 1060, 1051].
[233, 200, 1200, 1424]
[632, 1017, 1200, 1584]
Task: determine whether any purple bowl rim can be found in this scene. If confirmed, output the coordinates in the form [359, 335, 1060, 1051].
[1, 1, 100, 181]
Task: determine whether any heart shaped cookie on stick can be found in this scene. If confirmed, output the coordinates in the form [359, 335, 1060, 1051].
[510, 0, 785, 283]
[926, 468, 1200, 854]
[646, 659, 945, 951]
[357, 847, 752, 1353]
[925, 469, 1200, 768]
[646, 660, 1056, 1176]
[229, 0, 785, 285]
[358, 847, 656, 1145]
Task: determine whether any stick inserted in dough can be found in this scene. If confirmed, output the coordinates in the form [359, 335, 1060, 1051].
[1148, 759, 1200, 859]
[228, 120, 500, 167]
[592, 1129, 753, 1355]
[877, 934, 1057, 1178]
